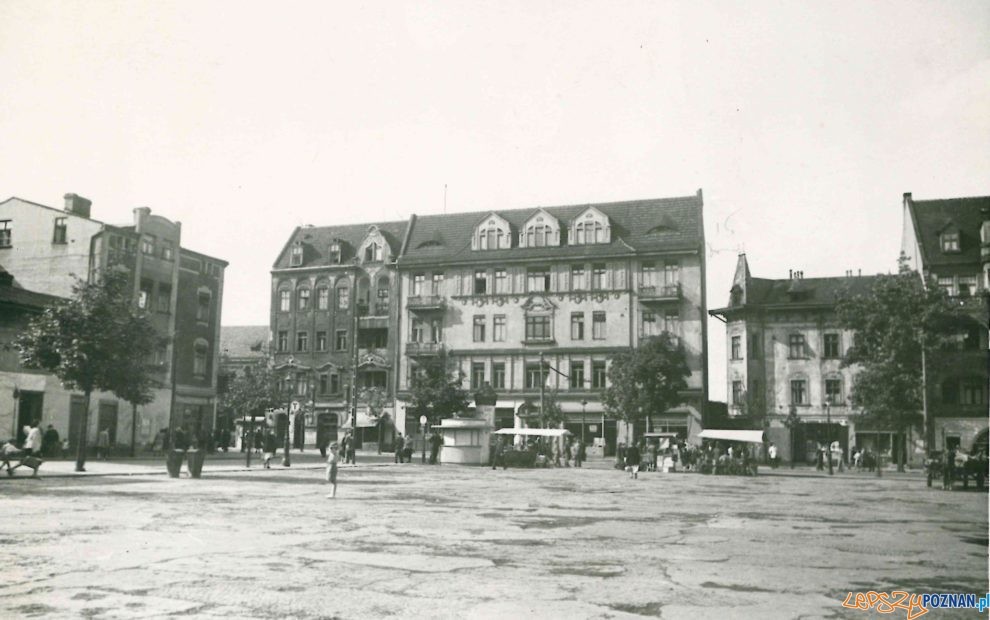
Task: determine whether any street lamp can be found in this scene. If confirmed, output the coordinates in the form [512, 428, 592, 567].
[581, 399, 588, 444]
[783, 405, 800, 470]
[824, 395, 833, 476]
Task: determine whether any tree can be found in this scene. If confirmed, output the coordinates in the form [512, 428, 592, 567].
[538, 388, 567, 429]
[601, 333, 690, 443]
[408, 348, 469, 423]
[17, 269, 160, 472]
[359, 386, 389, 453]
[836, 260, 964, 471]
[221, 359, 281, 428]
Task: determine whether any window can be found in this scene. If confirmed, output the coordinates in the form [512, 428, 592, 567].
[160, 240, 173, 260]
[790, 379, 807, 405]
[663, 311, 680, 336]
[640, 262, 659, 287]
[732, 381, 744, 405]
[471, 363, 485, 390]
[193, 340, 209, 376]
[330, 373, 341, 394]
[642, 311, 660, 337]
[316, 331, 327, 351]
[823, 334, 840, 358]
[750, 333, 761, 358]
[525, 316, 551, 341]
[474, 270, 488, 294]
[296, 331, 308, 352]
[571, 265, 586, 290]
[337, 284, 350, 310]
[569, 361, 585, 390]
[197, 291, 211, 322]
[141, 235, 155, 255]
[317, 287, 329, 310]
[940, 231, 960, 253]
[477, 220, 508, 250]
[364, 242, 383, 262]
[298, 288, 311, 311]
[937, 276, 954, 296]
[958, 276, 977, 298]
[527, 268, 550, 292]
[494, 269, 508, 294]
[592, 312, 606, 340]
[412, 273, 425, 296]
[277, 331, 288, 352]
[525, 363, 546, 389]
[279, 290, 291, 312]
[664, 262, 680, 286]
[493, 315, 506, 342]
[0, 220, 11, 248]
[592, 361, 607, 389]
[961, 379, 985, 405]
[731, 336, 742, 360]
[296, 373, 310, 396]
[319, 373, 329, 395]
[411, 318, 425, 343]
[571, 313, 585, 340]
[492, 363, 506, 389]
[290, 243, 303, 266]
[942, 379, 959, 404]
[431, 272, 444, 295]
[825, 379, 842, 404]
[591, 264, 607, 290]
[138, 280, 153, 310]
[329, 241, 341, 264]
[53, 217, 67, 244]
[335, 330, 348, 351]
[473, 315, 486, 342]
[788, 334, 806, 358]
[430, 319, 443, 343]
[157, 284, 171, 313]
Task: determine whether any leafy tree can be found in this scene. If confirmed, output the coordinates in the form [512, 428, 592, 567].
[17, 269, 160, 472]
[836, 260, 964, 471]
[602, 333, 690, 443]
[538, 388, 567, 429]
[221, 359, 281, 428]
[408, 348, 469, 423]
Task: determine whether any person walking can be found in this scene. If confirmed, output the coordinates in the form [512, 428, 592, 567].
[394, 433, 405, 464]
[577, 440, 586, 468]
[42, 424, 60, 458]
[23, 423, 43, 458]
[341, 432, 353, 465]
[429, 431, 442, 465]
[263, 429, 277, 469]
[570, 440, 581, 468]
[624, 441, 641, 479]
[492, 436, 506, 470]
[325, 442, 340, 498]
[768, 443, 778, 469]
[96, 427, 111, 460]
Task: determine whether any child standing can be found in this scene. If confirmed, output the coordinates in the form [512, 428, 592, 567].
[325, 442, 340, 499]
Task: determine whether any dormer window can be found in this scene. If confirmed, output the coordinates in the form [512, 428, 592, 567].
[473, 214, 511, 250]
[941, 230, 960, 253]
[290, 243, 303, 266]
[569, 208, 611, 245]
[519, 211, 560, 248]
[364, 242, 383, 262]
[329, 240, 342, 264]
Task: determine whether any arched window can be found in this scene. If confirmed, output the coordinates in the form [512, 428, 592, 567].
[196, 288, 212, 322]
[364, 242, 383, 262]
[316, 285, 330, 310]
[335, 279, 350, 310]
[297, 287, 311, 311]
[278, 288, 291, 312]
[193, 339, 210, 376]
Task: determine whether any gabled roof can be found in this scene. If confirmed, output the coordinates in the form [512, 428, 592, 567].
[272, 220, 409, 270]
[0, 196, 107, 225]
[907, 194, 989, 269]
[400, 193, 703, 266]
[220, 326, 269, 359]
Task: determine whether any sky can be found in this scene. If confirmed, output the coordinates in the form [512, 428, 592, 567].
[1, 1, 988, 400]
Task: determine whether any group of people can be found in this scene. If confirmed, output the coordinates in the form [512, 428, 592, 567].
[617, 439, 698, 477]
[393, 432, 442, 464]
[488, 436, 588, 469]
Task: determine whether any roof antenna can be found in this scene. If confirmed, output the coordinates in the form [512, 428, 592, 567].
[443, 184, 447, 214]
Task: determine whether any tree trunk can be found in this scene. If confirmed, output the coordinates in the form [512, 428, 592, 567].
[75, 390, 91, 472]
[130, 402, 138, 458]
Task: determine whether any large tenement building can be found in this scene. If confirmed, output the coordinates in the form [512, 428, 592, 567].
[271, 191, 709, 456]
[0, 194, 226, 451]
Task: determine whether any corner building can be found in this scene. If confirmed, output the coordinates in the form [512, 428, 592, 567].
[395, 192, 709, 455]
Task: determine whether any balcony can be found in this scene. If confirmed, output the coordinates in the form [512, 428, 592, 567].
[405, 341, 442, 357]
[638, 283, 681, 303]
[522, 336, 556, 346]
[407, 295, 446, 312]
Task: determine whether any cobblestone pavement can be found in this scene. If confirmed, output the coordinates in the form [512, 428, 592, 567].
[1, 462, 986, 619]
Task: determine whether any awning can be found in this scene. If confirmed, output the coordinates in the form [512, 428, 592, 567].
[643, 432, 679, 438]
[341, 411, 379, 428]
[493, 428, 572, 438]
[698, 429, 766, 444]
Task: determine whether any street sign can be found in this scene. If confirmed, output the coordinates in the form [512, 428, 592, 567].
[291, 401, 301, 413]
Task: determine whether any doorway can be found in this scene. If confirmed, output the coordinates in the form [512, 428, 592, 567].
[16, 391, 44, 445]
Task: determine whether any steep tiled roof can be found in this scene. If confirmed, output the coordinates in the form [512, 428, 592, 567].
[220, 326, 270, 359]
[272, 220, 409, 269]
[908, 195, 989, 269]
[400, 193, 703, 266]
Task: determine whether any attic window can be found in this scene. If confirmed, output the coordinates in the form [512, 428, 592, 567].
[476, 218, 510, 250]
[647, 215, 677, 234]
[364, 242, 383, 262]
[941, 231, 960, 253]
[417, 240, 443, 249]
[290, 243, 303, 266]
[329, 240, 342, 264]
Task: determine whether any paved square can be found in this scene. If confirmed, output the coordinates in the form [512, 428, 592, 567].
[1, 463, 986, 619]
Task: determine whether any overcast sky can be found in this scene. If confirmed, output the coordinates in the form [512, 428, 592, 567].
[1, 1, 987, 400]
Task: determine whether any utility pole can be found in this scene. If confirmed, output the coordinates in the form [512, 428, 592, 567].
[350, 269, 360, 464]
[539, 351, 545, 429]
[282, 358, 293, 467]
[825, 397, 833, 476]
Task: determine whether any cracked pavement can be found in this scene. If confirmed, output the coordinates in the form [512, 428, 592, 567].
[1, 463, 986, 619]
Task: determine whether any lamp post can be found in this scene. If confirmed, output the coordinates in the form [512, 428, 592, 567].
[783, 405, 800, 469]
[581, 399, 588, 444]
[824, 396, 833, 476]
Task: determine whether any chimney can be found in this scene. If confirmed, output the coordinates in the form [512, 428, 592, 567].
[133, 207, 151, 231]
[63, 193, 92, 218]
